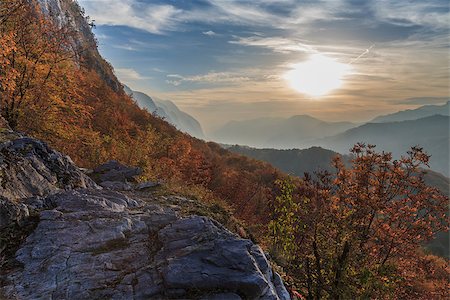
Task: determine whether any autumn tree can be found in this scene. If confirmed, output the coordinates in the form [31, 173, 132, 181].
[270, 144, 449, 299]
[0, 0, 82, 129]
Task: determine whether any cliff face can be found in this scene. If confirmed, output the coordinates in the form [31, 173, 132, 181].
[37, 0, 122, 92]
[0, 130, 290, 299]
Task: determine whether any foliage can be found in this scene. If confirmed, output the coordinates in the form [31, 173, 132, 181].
[270, 144, 449, 299]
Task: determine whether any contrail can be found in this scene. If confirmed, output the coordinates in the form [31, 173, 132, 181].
[349, 44, 375, 64]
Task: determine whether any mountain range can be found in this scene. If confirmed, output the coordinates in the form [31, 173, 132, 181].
[123, 85, 204, 139]
[212, 115, 355, 148]
[213, 102, 449, 176]
[371, 101, 449, 123]
[316, 115, 449, 176]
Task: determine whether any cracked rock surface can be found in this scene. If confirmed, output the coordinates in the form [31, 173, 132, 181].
[3, 190, 290, 299]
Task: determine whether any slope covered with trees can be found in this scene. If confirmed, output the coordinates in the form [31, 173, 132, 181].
[0, 1, 448, 298]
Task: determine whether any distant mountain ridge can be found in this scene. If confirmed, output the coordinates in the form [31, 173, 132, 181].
[371, 101, 449, 123]
[315, 115, 449, 176]
[124, 85, 204, 139]
[227, 145, 347, 176]
[212, 115, 355, 148]
[227, 144, 449, 196]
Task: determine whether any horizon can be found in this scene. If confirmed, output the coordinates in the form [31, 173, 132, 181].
[79, 0, 449, 132]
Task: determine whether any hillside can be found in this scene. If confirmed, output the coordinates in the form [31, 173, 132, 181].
[0, 1, 448, 298]
[212, 115, 355, 148]
[227, 145, 346, 176]
[124, 86, 205, 138]
[372, 101, 449, 123]
[316, 115, 450, 176]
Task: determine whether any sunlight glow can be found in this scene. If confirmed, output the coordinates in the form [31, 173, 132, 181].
[284, 54, 351, 97]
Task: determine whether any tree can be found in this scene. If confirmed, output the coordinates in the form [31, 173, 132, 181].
[0, 0, 79, 128]
[270, 144, 449, 299]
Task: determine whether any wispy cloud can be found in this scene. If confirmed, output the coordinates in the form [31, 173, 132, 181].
[79, 0, 346, 34]
[230, 36, 315, 53]
[113, 44, 139, 51]
[81, 0, 449, 35]
[115, 68, 149, 81]
[166, 72, 250, 86]
[79, 0, 180, 34]
[371, 0, 450, 30]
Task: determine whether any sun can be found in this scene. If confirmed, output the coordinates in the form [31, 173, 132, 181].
[284, 54, 351, 97]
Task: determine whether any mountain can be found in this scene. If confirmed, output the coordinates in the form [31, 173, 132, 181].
[228, 144, 449, 195]
[2, 1, 448, 297]
[123, 85, 158, 113]
[372, 101, 449, 123]
[154, 98, 205, 139]
[124, 85, 204, 139]
[212, 115, 355, 148]
[227, 145, 346, 176]
[316, 115, 450, 176]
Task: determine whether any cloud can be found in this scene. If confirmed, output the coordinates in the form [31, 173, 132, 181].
[80, 0, 449, 37]
[115, 68, 149, 80]
[113, 44, 139, 51]
[371, 0, 450, 30]
[79, 0, 346, 34]
[166, 72, 251, 86]
[79, 0, 181, 34]
[202, 30, 217, 36]
[230, 36, 315, 53]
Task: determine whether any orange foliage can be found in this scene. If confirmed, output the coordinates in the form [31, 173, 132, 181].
[270, 144, 449, 298]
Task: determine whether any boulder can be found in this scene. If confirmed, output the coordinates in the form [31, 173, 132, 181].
[0, 197, 29, 228]
[156, 216, 291, 299]
[135, 181, 160, 190]
[0, 131, 97, 202]
[99, 180, 133, 191]
[92, 160, 142, 183]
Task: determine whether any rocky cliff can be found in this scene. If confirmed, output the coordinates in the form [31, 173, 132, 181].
[0, 129, 290, 299]
[37, 0, 122, 92]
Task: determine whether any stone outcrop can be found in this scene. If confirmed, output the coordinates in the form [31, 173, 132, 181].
[0, 131, 96, 202]
[3, 189, 289, 299]
[91, 160, 160, 192]
[0, 132, 290, 299]
[0, 130, 97, 228]
[92, 160, 142, 183]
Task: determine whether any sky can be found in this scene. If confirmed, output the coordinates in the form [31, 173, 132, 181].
[78, 0, 450, 133]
